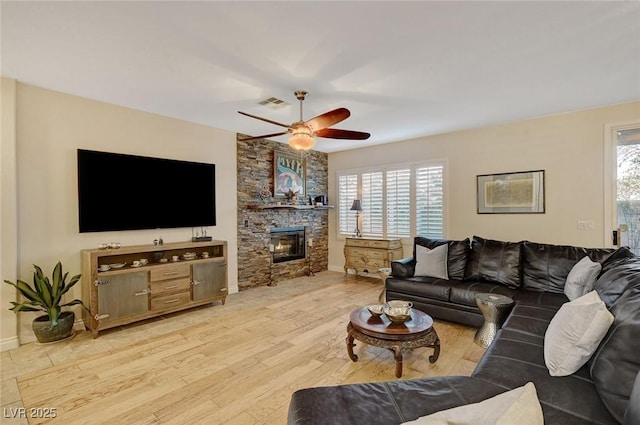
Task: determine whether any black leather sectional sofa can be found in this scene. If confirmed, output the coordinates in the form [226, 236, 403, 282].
[288, 236, 640, 425]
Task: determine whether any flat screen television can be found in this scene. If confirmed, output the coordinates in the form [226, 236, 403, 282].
[77, 149, 216, 233]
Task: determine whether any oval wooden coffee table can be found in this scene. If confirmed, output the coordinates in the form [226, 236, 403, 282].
[346, 307, 440, 378]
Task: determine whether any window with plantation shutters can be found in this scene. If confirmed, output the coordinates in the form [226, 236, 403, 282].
[361, 171, 384, 236]
[338, 174, 358, 234]
[337, 161, 445, 239]
[416, 165, 444, 238]
[386, 168, 411, 237]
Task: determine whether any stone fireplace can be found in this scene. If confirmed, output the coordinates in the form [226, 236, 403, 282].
[270, 226, 306, 263]
[237, 137, 329, 289]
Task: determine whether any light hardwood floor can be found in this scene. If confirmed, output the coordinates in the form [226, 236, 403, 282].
[1, 271, 484, 425]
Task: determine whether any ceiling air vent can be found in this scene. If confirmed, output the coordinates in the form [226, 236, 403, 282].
[258, 96, 289, 110]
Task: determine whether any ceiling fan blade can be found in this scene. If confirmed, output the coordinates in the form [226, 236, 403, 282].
[315, 128, 371, 140]
[238, 131, 289, 142]
[238, 111, 290, 128]
[304, 108, 350, 132]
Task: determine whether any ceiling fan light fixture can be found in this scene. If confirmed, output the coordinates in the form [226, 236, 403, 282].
[288, 128, 315, 150]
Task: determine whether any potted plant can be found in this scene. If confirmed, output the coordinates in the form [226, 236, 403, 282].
[4, 261, 89, 343]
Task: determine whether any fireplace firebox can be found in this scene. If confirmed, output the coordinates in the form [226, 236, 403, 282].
[270, 226, 305, 263]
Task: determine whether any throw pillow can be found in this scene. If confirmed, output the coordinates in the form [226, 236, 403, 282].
[544, 290, 614, 376]
[414, 244, 448, 280]
[564, 256, 602, 300]
[401, 382, 543, 425]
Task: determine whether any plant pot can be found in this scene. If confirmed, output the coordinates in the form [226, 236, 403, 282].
[32, 311, 75, 343]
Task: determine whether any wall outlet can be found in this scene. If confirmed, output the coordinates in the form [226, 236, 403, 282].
[577, 220, 594, 230]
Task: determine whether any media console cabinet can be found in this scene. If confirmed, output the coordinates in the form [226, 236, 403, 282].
[81, 240, 227, 337]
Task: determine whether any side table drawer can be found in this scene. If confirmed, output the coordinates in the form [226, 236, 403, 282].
[346, 247, 387, 260]
[346, 257, 387, 269]
[150, 291, 190, 311]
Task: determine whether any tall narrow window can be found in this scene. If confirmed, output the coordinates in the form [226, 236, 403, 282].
[338, 174, 358, 235]
[386, 168, 411, 237]
[416, 165, 444, 238]
[361, 171, 384, 236]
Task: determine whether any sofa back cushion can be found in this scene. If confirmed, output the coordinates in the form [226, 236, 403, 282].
[414, 237, 470, 280]
[522, 242, 589, 293]
[463, 236, 521, 289]
[589, 256, 640, 423]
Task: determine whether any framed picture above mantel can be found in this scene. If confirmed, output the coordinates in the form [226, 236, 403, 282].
[274, 151, 306, 197]
[477, 170, 545, 214]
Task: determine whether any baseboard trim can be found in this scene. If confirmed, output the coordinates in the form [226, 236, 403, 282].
[0, 336, 20, 352]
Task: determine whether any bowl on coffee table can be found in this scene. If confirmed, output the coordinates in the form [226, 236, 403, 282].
[383, 301, 413, 323]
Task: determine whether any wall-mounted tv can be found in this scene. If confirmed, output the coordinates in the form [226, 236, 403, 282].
[77, 149, 216, 233]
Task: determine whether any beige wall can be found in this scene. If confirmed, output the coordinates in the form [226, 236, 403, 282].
[2, 82, 238, 345]
[328, 102, 640, 271]
[1, 78, 19, 350]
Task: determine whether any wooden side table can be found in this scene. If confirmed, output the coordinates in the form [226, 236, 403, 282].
[474, 293, 514, 348]
[344, 237, 403, 276]
[346, 307, 440, 378]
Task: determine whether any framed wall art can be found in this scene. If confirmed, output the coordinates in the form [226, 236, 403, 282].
[477, 170, 545, 214]
[274, 151, 306, 197]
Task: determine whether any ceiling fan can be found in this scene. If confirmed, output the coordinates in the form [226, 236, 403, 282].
[238, 90, 370, 150]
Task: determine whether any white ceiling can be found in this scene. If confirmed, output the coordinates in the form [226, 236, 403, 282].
[2, 1, 639, 153]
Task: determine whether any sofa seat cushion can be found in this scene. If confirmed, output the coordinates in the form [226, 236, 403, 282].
[463, 236, 522, 289]
[472, 329, 617, 425]
[511, 291, 568, 310]
[288, 376, 509, 425]
[449, 282, 518, 308]
[386, 276, 453, 302]
[501, 305, 556, 340]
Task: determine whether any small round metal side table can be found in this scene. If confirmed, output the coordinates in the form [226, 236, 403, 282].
[474, 293, 514, 348]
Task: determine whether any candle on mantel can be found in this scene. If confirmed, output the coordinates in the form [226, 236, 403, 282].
[269, 243, 275, 252]
[308, 238, 313, 247]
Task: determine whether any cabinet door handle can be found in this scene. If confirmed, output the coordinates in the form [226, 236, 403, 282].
[134, 289, 150, 297]
[163, 271, 179, 276]
[94, 313, 110, 320]
[192, 280, 204, 286]
[164, 285, 178, 290]
[164, 299, 180, 304]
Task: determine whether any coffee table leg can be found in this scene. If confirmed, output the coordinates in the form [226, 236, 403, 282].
[429, 335, 440, 363]
[346, 333, 358, 362]
[392, 345, 403, 378]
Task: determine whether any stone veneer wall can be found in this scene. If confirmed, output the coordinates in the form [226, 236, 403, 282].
[237, 137, 329, 289]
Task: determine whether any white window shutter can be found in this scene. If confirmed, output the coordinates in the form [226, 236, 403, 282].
[362, 171, 384, 236]
[416, 165, 444, 238]
[338, 174, 358, 235]
[386, 168, 411, 237]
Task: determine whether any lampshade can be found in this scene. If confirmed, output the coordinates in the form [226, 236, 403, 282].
[288, 129, 315, 150]
[350, 199, 362, 211]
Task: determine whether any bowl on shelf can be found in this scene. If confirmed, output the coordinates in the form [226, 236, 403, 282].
[367, 304, 384, 317]
[383, 304, 412, 323]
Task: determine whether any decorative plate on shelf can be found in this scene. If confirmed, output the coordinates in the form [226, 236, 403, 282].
[110, 263, 126, 269]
